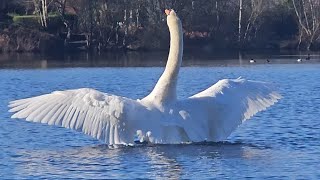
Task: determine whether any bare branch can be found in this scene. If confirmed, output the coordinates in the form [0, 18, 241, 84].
[292, 0, 309, 35]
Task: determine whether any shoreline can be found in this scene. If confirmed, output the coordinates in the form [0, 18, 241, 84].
[1, 25, 319, 54]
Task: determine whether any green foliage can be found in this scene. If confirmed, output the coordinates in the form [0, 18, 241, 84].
[11, 15, 62, 29]
[12, 15, 41, 26]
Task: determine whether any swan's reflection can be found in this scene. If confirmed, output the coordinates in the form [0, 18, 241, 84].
[144, 143, 246, 178]
[14, 145, 123, 179]
[13, 142, 269, 179]
[145, 146, 183, 179]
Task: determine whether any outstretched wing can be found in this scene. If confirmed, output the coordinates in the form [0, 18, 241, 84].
[188, 78, 282, 141]
[9, 88, 139, 145]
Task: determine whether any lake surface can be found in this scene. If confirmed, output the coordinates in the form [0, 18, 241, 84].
[0, 52, 320, 179]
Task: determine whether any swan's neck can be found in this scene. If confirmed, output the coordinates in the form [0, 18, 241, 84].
[142, 20, 183, 108]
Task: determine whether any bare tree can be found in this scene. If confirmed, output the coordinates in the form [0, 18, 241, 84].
[32, 0, 55, 28]
[243, 0, 266, 42]
[292, 0, 320, 50]
[215, 0, 220, 26]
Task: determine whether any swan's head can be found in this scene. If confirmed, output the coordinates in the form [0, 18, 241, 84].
[165, 9, 181, 29]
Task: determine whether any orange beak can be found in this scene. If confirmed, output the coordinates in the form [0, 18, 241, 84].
[165, 9, 171, 16]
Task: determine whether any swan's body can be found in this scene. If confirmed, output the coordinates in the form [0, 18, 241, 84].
[9, 10, 281, 145]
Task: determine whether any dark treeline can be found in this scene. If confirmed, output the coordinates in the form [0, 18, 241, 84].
[1, 0, 320, 52]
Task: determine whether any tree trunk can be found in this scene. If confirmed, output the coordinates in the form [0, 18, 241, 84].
[123, 9, 127, 46]
[32, 0, 50, 28]
[216, 0, 219, 24]
[238, 0, 243, 44]
[89, 1, 94, 48]
[33, 0, 44, 27]
[41, 0, 48, 28]
[136, 9, 139, 26]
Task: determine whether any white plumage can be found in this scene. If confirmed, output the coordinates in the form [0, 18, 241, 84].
[9, 10, 281, 145]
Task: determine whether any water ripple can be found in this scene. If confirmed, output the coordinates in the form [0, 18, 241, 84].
[1, 63, 320, 178]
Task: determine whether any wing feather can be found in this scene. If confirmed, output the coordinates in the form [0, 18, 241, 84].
[43, 103, 62, 124]
[54, 104, 69, 126]
[189, 78, 281, 141]
[9, 88, 138, 145]
[62, 105, 74, 128]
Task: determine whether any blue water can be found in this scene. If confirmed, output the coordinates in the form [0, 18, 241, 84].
[1, 57, 320, 179]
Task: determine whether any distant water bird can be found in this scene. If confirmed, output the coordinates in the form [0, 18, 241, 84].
[306, 54, 310, 60]
[266, 59, 270, 63]
[297, 58, 302, 62]
[8, 9, 281, 145]
[249, 59, 256, 63]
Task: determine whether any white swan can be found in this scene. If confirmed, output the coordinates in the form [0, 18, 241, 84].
[8, 10, 281, 145]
